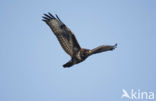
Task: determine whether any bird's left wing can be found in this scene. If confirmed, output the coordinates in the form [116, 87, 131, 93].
[42, 13, 81, 56]
[90, 44, 117, 55]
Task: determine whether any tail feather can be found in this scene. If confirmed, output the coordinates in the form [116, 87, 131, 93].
[63, 60, 73, 68]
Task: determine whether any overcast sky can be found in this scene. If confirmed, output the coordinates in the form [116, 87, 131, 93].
[0, 0, 156, 101]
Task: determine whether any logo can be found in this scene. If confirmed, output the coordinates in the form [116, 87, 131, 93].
[121, 89, 154, 100]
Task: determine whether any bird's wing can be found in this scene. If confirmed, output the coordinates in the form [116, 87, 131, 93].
[90, 44, 117, 55]
[42, 13, 81, 56]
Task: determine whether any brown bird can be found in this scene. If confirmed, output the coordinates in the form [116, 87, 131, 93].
[42, 13, 117, 68]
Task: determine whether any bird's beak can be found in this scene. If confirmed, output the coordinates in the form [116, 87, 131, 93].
[88, 50, 92, 55]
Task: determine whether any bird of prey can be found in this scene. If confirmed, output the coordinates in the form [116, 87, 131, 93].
[42, 13, 117, 68]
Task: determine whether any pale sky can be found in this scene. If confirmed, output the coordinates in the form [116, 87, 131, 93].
[0, 0, 156, 101]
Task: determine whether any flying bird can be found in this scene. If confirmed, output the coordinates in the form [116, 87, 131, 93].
[42, 13, 117, 68]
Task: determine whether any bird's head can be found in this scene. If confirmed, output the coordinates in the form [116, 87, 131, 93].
[80, 49, 92, 60]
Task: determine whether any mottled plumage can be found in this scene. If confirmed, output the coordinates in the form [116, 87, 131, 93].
[42, 13, 117, 68]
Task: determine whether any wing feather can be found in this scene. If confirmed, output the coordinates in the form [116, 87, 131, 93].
[90, 44, 117, 55]
[42, 13, 81, 56]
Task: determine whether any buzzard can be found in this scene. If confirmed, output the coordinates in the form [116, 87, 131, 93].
[42, 13, 117, 68]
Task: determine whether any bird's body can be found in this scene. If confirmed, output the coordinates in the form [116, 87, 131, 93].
[64, 49, 90, 67]
[42, 13, 117, 67]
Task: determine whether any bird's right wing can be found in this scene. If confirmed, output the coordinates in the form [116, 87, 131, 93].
[42, 13, 81, 57]
[90, 44, 117, 55]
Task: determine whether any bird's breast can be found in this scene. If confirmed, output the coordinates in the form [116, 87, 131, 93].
[76, 51, 81, 60]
